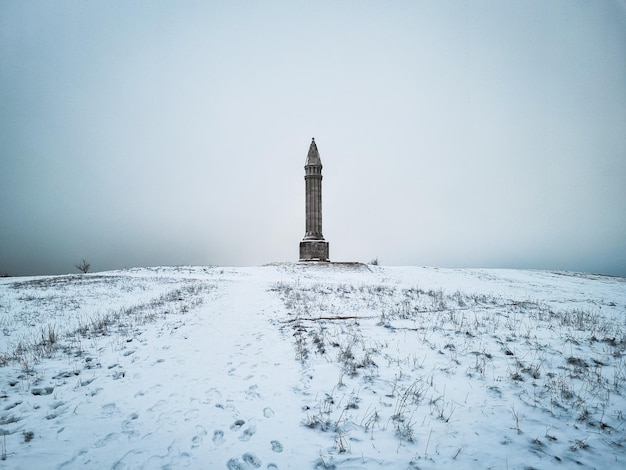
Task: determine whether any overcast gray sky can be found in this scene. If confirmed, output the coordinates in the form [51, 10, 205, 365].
[1, 0, 625, 277]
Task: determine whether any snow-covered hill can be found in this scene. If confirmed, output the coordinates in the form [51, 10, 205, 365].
[0, 265, 624, 469]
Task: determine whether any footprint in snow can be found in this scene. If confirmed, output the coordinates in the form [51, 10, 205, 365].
[122, 412, 139, 430]
[212, 430, 225, 445]
[230, 419, 245, 431]
[270, 440, 283, 453]
[239, 423, 256, 442]
[192, 426, 207, 448]
[226, 453, 262, 470]
[226, 458, 247, 470]
[242, 452, 262, 468]
[93, 432, 119, 448]
[102, 403, 116, 415]
[245, 385, 260, 399]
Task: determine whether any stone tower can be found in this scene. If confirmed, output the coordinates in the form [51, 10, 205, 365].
[299, 138, 329, 262]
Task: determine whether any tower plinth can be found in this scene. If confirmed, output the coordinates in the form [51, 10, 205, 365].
[299, 138, 329, 262]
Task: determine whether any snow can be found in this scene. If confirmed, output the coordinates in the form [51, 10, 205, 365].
[0, 264, 624, 469]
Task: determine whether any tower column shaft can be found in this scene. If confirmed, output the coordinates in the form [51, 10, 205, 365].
[305, 172, 323, 239]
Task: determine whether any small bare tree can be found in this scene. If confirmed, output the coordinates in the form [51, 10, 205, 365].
[75, 259, 90, 274]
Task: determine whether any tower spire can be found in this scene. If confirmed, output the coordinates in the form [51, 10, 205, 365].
[306, 138, 321, 166]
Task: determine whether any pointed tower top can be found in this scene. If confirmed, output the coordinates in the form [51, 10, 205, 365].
[306, 137, 322, 166]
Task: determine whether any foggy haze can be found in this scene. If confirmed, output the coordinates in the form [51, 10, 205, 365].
[1, 1, 625, 277]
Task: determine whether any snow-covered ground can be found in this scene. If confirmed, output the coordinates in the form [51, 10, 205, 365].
[0, 264, 624, 469]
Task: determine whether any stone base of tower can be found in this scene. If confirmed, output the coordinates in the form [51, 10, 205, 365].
[299, 240, 329, 262]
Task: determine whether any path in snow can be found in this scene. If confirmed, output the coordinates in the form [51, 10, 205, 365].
[3, 269, 305, 469]
[92, 271, 302, 469]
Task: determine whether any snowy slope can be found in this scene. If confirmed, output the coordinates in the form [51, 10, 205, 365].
[0, 265, 624, 469]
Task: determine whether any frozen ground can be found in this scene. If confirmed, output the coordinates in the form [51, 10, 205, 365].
[0, 264, 624, 469]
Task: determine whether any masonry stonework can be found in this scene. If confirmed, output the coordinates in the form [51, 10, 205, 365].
[299, 138, 329, 262]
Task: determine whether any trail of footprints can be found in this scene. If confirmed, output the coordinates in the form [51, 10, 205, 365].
[213, 331, 281, 468]
[207, 414, 283, 470]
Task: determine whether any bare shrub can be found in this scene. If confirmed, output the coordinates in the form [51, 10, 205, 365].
[75, 259, 90, 274]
